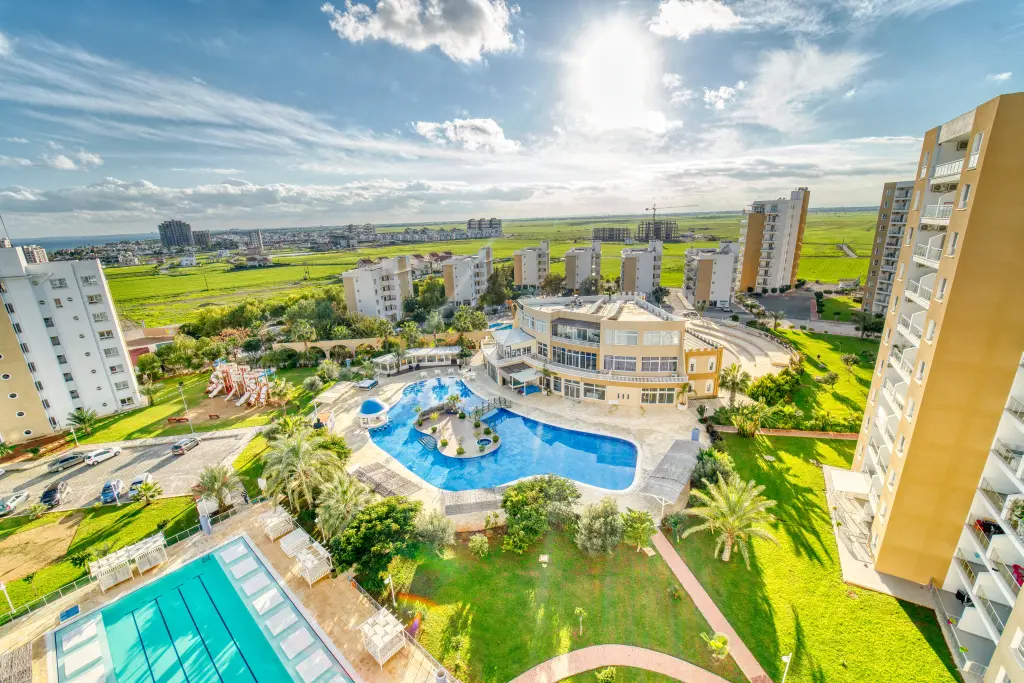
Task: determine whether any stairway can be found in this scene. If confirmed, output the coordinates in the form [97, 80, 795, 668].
[418, 435, 437, 450]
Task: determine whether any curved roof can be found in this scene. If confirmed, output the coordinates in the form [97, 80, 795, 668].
[359, 398, 388, 416]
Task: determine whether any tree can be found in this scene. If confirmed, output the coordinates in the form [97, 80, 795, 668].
[263, 428, 346, 511]
[578, 275, 599, 296]
[747, 369, 799, 405]
[424, 310, 446, 345]
[481, 264, 513, 307]
[67, 407, 99, 435]
[452, 306, 487, 332]
[468, 533, 490, 558]
[331, 497, 421, 593]
[718, 363, 751, 409]
[701, 632, 731, 661]
[139, 382, 159, 407]
[136, 353, 163, 379]
[575, 497, 623, 556]
[317, 359, 341, 381]
[765, 310, 786, 330]
[817, 371, 840, 392]
[694, 301, 709, 319]
[500, 476, 579, 553]
[850, 310, 875, 339]
[594, 668, 617, 683]
[662, 511, 688, 542]
[315, 475, 373, 542]
[683, 475, 778, 567]
[691, 447, 736, 490]
[649, 286, 669, 304]
[134, 480, 162, 506]
[539, 273, 566, 296]
[840, 353, 859, 378]
[622, 509, 656, 551]
[303, 375, 324, 393]
[273, 379, 301, 415]
[290, 320, 317, 350]
[732, 401, 796, 437]
[416, 509, 456, 556]
[27, 503, 47, 520]
[399, 321, 422, 349]
[575, 606, 588, 636]
[0, 442, 13, 460]
[194, 464, 241, 509]
[417, 276, 447, 310]
[241, 337, 264, 359]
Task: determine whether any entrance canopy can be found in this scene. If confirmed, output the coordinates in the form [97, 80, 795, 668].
[831, 469, 871, 495]
[510, 368, 540, 384]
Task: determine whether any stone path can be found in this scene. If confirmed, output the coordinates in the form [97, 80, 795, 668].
[508, 644, 734, 683]
[651, 531, 773, 683]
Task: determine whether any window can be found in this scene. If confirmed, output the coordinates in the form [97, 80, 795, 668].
[937, 277, 948, 300]
[49, 278, 68, 289]
[87, 294, 102, 304]
[888, 469, 897, 489]
[705, 380, 714, 393]
[34, 381, 43, 391]
[43, 317, 54, 328]
[919, 151, 929, 179]
[109, 364, 125, 374]
[63, 372, 74, 382]
[897, 435, 906, 454]
[688, 358, 696, 373]
[869, 389, 876, 403]
[115, 380, 130, 391]
[708, 357, 716, 372]
[536, 341, 548, 357]
[103, 347, 119, 358]
[916, 361, 926, 381]
[552, 346, 597, 371]
[582, 383, 606, 400]
[925, 320, 937, 342]
[958, 184, 971, 209]
[3, 303, 13, 314]
[642, 330, 680, 346]
[50, 336, 61, 346]
[947, 232, 959, 256]
[41, 399, 50, 409]
[27, 362, 36, 372]
[53, 298, 63, 308]
[12, 323, 22, 334]
[612, 330, 638, 346]
[552, 377, 561, 392]
[98, 330, 114, 340]
[968, 132, 983, 168]
[20, 343, 29, 353]
[120, 397, 135, 407]
[93, 312, 109, 323]
[69, 390, 80, 399]
[641, 357, 677, 372]
[56, 355, 67, 364]
[906, 398, 916, 420]
[896, 263, 905, 280]
[604, 355, 637, 372]
[641, 388, 675, 404]
[80, 275, 98, 286]
[884, 329, 891, 344]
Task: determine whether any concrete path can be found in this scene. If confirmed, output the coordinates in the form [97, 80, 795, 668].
[509, 644, 734, 683]
[651, 531, 773, 683]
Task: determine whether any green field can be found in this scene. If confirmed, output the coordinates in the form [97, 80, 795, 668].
[108, 212, 875, 326]
[777, 329, 877, 422]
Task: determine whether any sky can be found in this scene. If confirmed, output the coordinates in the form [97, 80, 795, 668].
[0, 0, 1020, 238]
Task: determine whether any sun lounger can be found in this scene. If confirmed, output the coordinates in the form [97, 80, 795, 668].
[296, 650, 333, 683]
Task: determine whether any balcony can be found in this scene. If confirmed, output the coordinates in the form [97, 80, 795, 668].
[905, 279, 933, 308]
[921, 204, 954, 225]
[930, 581, 991, 683]
[889, 349, 914, 383]
[874, 410, 897, 448]
[897, 313, 924, 345]
[881, 380, 906, 413]
[932, 158, 964, 181]
[1009, 398, 1024, 429]
[550, 333, 600, 349]
[989, 549, 1023, 600]
[913, 243, 943, 268]
[867, 441, 888, 475]
[524, 354, 688, 385]
[968, 152, 979, 170]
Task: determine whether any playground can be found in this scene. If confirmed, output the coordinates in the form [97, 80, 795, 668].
[205, 362, 273, 407]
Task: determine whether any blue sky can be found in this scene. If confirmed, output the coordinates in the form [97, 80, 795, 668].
[0, 0, 1020, 237]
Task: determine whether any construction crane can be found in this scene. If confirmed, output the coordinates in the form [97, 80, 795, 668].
[645, 203, 698, 222]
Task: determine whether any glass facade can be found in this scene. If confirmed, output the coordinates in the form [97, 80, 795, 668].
[553, 346, 597, 371]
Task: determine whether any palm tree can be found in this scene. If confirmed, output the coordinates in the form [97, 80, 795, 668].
[850, 310, 875, 339]
[694, 300, 709, 319]
[139, 382, 159, 407]
[67, 407, 99, 435]
[701, 632, 731, 660]
[0, 442, 14, 459]
[732, 401, 795, 437]
[425, 310, 445, 346]
[765, 310, 787, 330]
[134, 480, 163, 506]
[274, 414, 304, 437]
[683, 475, 778, 567]
[290, 320, 317, 352]
[263, 428, 345, 511]
[194, 464, 242, 510]
[718, 363, 751, 409]
[315, 475, 374, 542]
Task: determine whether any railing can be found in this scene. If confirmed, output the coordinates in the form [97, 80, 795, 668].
[882, 381, 906, 411]
[990, 551, 1021, 598]
[967, 522, 992, 552]
[905, 279, 934, 303]
[551, 333, 600, 348]
[912, 244, 943, 266]
[898, 314, 923, 343]
[867, 442, 888, 475]
[932, 158, 964, 179]
[889, 350, 915, 382]
[524, 354, 687, 385]
[979, 479, 1008, 515]
[1008, 397, 1024, 423]
[874, 413, 896, 446]
[968, 152, 979, 170]
[993, 439, 1023, 479]
[922, 204, 954, 221]
[955, 551, 980, 585]
[929, 580, 988, 681]
[976, 587, 1006, 633]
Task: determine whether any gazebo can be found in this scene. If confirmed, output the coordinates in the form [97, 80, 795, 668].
[359, 608, 406, 669]
[359, 398, 390, 429]
[639, 439, 701, 517]
[372, 346, 463, 375]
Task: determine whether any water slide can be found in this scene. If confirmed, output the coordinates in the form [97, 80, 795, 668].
[236, 391, 251, 407]
[257, 385, 268, 407]
[225, 385, 237, 400]
[208, 381, 224, 398]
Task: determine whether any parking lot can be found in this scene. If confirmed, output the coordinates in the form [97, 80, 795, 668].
[0, 428, 257, 512]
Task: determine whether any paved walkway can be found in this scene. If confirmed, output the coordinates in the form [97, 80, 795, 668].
[509, 644, 734, 683]
[651, 531, 773, 683]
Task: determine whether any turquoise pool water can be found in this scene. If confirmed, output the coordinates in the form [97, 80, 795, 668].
[370, 378, 637, 491]
[53, 537, 352, 683]
[488, 322, 513, 330]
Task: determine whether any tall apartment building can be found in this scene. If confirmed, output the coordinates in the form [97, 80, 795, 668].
[736, 188, 809, 293]
[342, 256, 413, 323]
[635, 220, 677, 242]
[620, 241, 663, 294]
[466, 218, 502, 232]
[847, 94, 1024, 682]
[863, 181, 914, 315]
[592, 227, 631, 242]
[683, 242, 740, 309]
[442, 247, 493, 306]
[247, 230, 264, 251]
[513, 241, 550, 289]
[0, 246, 141, 445]
[20, 245, 48, 264]
[0, 237, 10, 248]
[564, 241, 601, 291]
[157, 220, 194, 248]
[192, 230, 212, 249]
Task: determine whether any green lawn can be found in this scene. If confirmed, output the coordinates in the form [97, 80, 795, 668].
[819, 296, 862, 322]
[563, 669, 680, 682]
[797, 257, 869, 284]
[3, 497, 198, 610]
[79, 367, 317, 444]
[673, 435, 957, 683]
[0, 510, 69, 543]
[776, 329, 877, 424]
[394, 534, 746, 683]
[233, 434, 269, 496]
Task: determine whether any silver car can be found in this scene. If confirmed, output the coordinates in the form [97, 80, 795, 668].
[0, 492, 31, 516]
[85, 447, 122, 465]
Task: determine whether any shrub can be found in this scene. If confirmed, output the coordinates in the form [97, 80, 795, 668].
[302, 375, 324, 393]
[747, 369, 799, 405]
[456, 447, 465, 455]
[730, 314, 740, 322]
[799, 325, 807, 330]
[483, 427, 492, 435]
[431, 426, 437, 434]
[479, 444, 486, 452]
[595, 668, 617, 683]
[440, 439, 449, 448]
[474, 420, 481, 428]
[575, 497, 623, 556]
[691, 448, 736, 490]
[492, 435, 499, 443]
[502, 476, 581, 554]
[468, 533, 490, 558]
[458, 412, 466, 419]
[416, 509, 456, 556]
[662, 511, 688, 542]
[668, 586, 683, 600]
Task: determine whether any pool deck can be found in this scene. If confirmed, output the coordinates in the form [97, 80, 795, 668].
[331, 353, 711, 531]
[7, 503, 449, 683]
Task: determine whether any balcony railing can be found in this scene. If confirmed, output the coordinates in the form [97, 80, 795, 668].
[932, 158, 964, 179]
[967, 521, 992, 553]
[921, 204, 954, 221]
[993, 439, 1024, 479]
[889, 350, 914, 382]
[976, 587, 1006, 634]
[905, 279, 933, 304]
[551, 333, 600, 348]
[524, 354, 688, 385]
[867, 441, 888, 475]
[955, 551, 980, 585]
[913, 243, 942, 266]
[898, 314, 923, 344]
[979, 479, 1008, 516]
[929, 581, 989, 681]
[1008, 397, 1024, 423]
[990, 550, 1022, 599]
[882, 381, 906, 412]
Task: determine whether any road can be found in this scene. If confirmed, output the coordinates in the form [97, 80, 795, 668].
[0, 428, 257, 512]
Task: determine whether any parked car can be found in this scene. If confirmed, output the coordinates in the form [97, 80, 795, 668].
[128, 473, 153, 500]
[46, 453, 86, 472]
[85, 447, 122, 465]
[40, 481, 70, 508]
[171, 437, 200, 456]
[0, 491, 31, 516]
[100, 479, 126, 504]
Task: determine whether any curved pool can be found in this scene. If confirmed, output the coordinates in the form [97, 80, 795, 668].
[369, 378, 637, 491]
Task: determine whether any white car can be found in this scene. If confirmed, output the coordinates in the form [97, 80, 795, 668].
[129, 473, 154, 499]
[84, 447, 122, 465]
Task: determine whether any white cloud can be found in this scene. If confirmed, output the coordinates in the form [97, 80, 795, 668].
[320, 0, 518, 64]
[4, 137, 28, 143]
[987, 72, 1012, 82]
[843, 88, 857, 98]
[838, 0, 973, 19]
[413, 117, 520, 152]
[192, 76, 207, 85]
[729, 43, 872, 132]
[0, 154, 32, 168]
[41, 154, 77, 170]
[650, 0, 741, 40]
[46, 140, 63, 150]
[663, 72, 696, 106]
[703, 84, 738, 110]
[170, 167, 245, 175]
[0, 32, 10, 58]
[650, 0, 829, 39]
[662, 72, 683, 89]
[75, 150, 104, 167]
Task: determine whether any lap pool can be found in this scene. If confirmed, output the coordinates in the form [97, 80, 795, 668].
[52, 536, 353, 683]
[369, 378, 637, 491]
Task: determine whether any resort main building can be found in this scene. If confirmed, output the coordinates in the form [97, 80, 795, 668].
[483, 293, 722, 406]
[849, 93, 1024, 683]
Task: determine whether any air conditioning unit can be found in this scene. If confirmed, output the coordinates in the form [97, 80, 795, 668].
[956, 140, 969, 151]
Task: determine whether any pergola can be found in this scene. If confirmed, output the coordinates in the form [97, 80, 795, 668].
[260, 506, 296, 541]
[88, 533, 168, 592]
[372, 346, 462, 374]
[639, 439, 701, 517]
[359, 608, 407, 669]
[296, 541, 332, 587]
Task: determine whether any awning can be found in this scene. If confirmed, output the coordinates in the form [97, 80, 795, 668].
[831, 469, 871, 495]
[640, 440, 700, 508]
[510, 368, 540, 384]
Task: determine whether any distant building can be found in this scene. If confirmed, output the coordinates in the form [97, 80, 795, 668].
[247, 230, 264, 251]
[158, 220, 194, 248]
[343, 256, 413, 323]
[635, 220, 678, 242]
[563, 241, 601, 291]
[467, 218, 502, 232]
[513, 241, 550, 289]
[20, 245, 48, 264]
[683, 242, 740, 309]
[863, 180, 913, 314]
[620, 240, 663, 295]
[217, 249, 231, 259]
[117, 252, 140, 266]
[736, 187, 810, 293]
[592, 227, 631, 242]
[180, 253, 198, 267]
[245, 254, 273, 268]
[0, 237, 10, 248]
[192, 230, 211, 249]
[443, 247, 493, 306]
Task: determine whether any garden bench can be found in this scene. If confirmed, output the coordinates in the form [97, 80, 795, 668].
[207, 414, 220, 420]
[166, 417, 189, 424]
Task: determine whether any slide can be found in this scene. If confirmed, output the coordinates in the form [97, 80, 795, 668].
[236, 391, 251, 407]
[208, 382, 223, 398]
[225, 386, 237, 400]
[258, 385, 268, 406]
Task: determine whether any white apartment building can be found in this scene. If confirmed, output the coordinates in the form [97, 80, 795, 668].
[442, 247, 493, 306]
[564, 241, 601, 291]
[863, 180, 914, 315]
[736, 188, 809, 293]
[683, 242, 740, 309]
[342, 256, 413, 323]
[0, 247, 141, 445]
[180, 253, 198, 267]
[620, 241, 663, 294]
[513, 241, 550, 289]
[21, 245, 48, 264]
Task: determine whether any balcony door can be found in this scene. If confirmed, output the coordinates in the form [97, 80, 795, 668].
[563, 379, 581, 399]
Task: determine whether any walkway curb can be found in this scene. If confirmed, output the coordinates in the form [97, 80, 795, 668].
[509, 644, 734, 683]
[713, 425, 859, 440]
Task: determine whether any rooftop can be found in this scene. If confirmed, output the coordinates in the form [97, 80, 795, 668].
[519, 294, 681, 323]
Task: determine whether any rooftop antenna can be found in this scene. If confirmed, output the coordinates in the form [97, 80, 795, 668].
[0, 214, 10, 243]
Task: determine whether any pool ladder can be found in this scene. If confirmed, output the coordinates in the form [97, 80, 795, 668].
[418, 435, 438, 450]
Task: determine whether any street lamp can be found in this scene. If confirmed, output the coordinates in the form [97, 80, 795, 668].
[384, 575, 396, 607]
[177, 381, 196, 435]
[0, 581, 13, 613]
[69, 428, 79, 447]
[780, 653, 793, 683]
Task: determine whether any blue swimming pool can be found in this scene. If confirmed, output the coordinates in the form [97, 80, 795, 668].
[369, 379, 638, 491]
[52, 537, 353, 683]
[488, 322, 513, 330]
